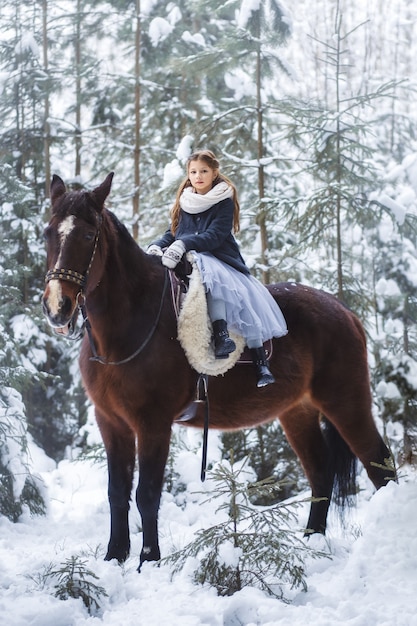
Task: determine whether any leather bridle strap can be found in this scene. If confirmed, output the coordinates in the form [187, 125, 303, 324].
[197, 373, 210, 482]
[45, 268, 86, 288]
[45, 213, 102, 290]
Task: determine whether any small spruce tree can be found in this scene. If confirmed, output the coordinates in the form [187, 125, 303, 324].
[35, 555, 108, 615]
[164, 456, 327, 600]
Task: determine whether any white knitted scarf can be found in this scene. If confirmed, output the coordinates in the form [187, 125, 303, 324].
[180, 181, 233, 214]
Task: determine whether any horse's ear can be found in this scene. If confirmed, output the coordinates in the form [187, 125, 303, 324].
[50, 174, 66, 208]
[91, 172, 114, 210]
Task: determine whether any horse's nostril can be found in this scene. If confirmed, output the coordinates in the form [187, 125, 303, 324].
[42, 292, 75, 329]
[60, 295, 73, 316]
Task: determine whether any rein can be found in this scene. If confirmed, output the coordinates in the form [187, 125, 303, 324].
[85, 269, 169, 366]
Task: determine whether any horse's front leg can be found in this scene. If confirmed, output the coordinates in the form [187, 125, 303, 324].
[96, 411, 136, 563]
[136, 422, 172, 569]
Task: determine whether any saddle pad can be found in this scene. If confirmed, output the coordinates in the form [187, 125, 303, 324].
[177, 255, 246, 376]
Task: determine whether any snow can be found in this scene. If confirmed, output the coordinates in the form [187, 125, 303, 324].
[14, 31, 39, 58]
[141, 0, 160, 17]
[1, 424, 417, 626]
[182, 31, 206, 47]
[374, 277, 401, 297]
[148, 18, 174, 47]
[162, 160, 184, 188]
[371, 192, 407, 226]
[148, 4, 182, 46]
[375, 380, 401, 400]
[161, 136, 194, 187]
[237, 0, 261, 30]
[0, 388, 31, 501]
[176, 136, 194, 163]
[224, 70, 257, 100]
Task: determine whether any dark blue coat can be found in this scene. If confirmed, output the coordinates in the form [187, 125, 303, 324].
[152, 197, 250, 275]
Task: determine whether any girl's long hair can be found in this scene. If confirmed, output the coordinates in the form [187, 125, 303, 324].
[170, 150, 240, 235]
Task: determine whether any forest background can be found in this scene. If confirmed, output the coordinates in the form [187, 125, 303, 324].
[1, 0, 417, 544]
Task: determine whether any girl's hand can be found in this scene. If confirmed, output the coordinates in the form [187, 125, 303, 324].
[146, 244, 163, 257]
[161, 240, 186, 268]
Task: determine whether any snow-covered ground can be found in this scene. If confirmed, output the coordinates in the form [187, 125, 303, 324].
[0, 423, 416, 626]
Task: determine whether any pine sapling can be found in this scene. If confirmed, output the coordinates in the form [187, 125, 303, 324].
[163, 455, 328, 600]
[40, 555, 108, 615]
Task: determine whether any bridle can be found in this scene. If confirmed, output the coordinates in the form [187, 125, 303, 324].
[44, 210, 169, 366]
[45, 208, 102, 289]
[45, 212, 102, 342]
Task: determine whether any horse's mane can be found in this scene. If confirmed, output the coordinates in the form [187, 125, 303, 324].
[102, 208, 162, 289]
[102, 208, 145, 262]
[55, 189, 138, 252]
[106, 209, 136, 246]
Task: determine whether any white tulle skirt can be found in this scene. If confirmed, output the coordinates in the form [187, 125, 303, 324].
[193, 252, 288, 345]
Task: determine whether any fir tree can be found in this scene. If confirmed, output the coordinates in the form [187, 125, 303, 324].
[222, 424, 307, 505]
[35, 555, 108, 615]
[278, 5, 400, 313]
[0, 164, 87, 461]
[164, 456, 327, 600]
[370, 176, 417, 464]
[0, 168, 46, 520]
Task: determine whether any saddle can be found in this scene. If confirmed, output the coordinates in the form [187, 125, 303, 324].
[169, 257, 272, 375]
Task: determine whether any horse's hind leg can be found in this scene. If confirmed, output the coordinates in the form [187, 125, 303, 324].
[136, 421, 172, 569]
[279, 404, 334, 534]
[96, 411, 136, 563]
[313, 374, 395, 488]
[312, 335, 396, 489]
[325, 406, 394, 489]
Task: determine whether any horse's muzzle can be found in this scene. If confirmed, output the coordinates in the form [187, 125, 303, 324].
[42, 295, 79, 337]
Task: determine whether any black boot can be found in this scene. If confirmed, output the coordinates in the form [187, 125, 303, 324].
[250, 347, 275, 387]
[212, 319, 236, 359]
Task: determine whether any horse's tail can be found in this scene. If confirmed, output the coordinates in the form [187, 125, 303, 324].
[322, 417, 357, 509]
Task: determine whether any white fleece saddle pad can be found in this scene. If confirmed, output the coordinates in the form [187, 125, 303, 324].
[177, 256, 245, 376]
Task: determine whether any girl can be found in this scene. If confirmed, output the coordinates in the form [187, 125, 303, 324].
[147, 150, 287, 387]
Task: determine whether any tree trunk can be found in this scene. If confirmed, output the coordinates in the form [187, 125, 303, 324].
[42, 0, 51, 200]
[255, 22, 269, 284]
[74, 0, 82, 178]
[132, 0, 141, 241]
[334, 3, 344, 300]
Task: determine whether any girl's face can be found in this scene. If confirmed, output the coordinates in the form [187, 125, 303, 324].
[188, 160, 217, 195]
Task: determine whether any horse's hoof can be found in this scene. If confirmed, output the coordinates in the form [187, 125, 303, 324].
[139, 545, 161, 570]
[104, 545, 130, 564]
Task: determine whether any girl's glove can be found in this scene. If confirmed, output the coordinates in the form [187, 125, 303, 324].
[162, 240, 186, 268]
[146, 244, 163, 257]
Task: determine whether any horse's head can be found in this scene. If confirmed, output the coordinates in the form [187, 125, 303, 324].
[42, 172, 114, 336]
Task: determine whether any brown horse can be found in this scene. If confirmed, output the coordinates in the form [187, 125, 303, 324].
[42, 173, 395, 570]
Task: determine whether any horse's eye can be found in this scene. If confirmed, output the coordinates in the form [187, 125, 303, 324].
[43, 226, 52, 240]
[84, 232, 95, 242]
